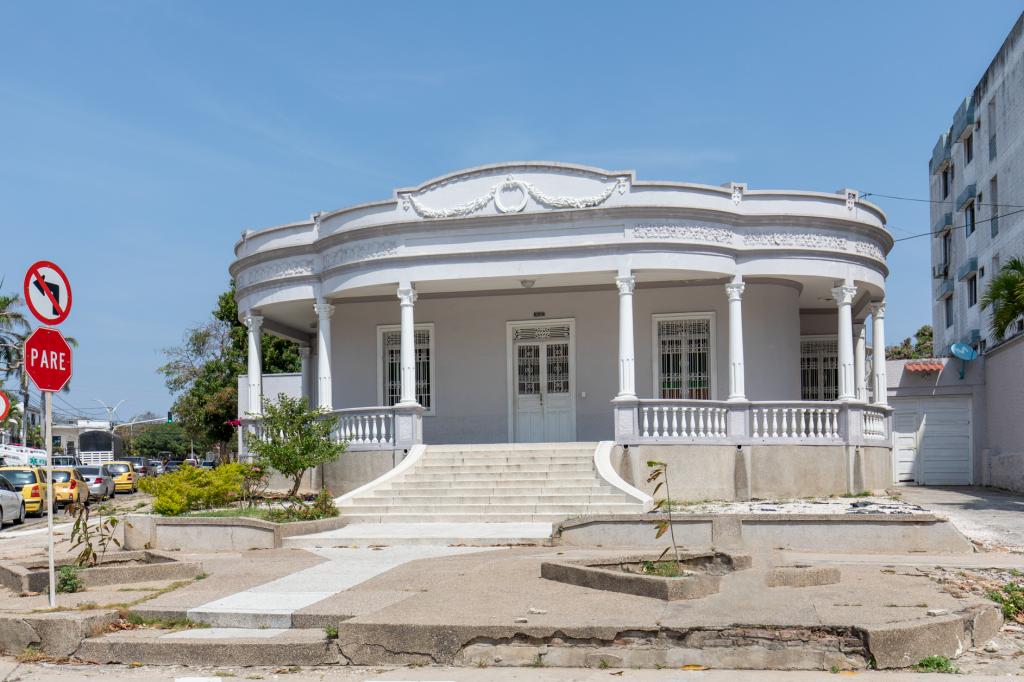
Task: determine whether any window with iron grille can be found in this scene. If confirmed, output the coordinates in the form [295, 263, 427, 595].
[800, 336, 839, 401]
[652, 314, 715, 399]
[377, 324, 434, 414]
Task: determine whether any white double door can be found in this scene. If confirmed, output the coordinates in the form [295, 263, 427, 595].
[511, 323, 575, 443]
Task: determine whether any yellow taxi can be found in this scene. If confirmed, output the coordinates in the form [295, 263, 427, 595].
[106, 461, 137, 494]
[51, 467, 89, 508]
[0, 466, 49, 516]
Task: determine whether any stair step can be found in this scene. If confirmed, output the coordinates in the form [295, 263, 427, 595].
[417, 463, 595, 473]
[340, 512, 615, 523]
[387, 479, 605, 490]
[403, 471, 598, 481]
[342, 503, 640, 515]
[366, 494, 629, 505]
[425, 443, 598, 453]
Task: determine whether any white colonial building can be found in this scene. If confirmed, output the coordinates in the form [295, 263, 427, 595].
[234, 163, 894, 519]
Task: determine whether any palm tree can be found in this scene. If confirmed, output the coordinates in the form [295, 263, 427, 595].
[981, 257, 1024, 340]
[0, 285, 30, 444]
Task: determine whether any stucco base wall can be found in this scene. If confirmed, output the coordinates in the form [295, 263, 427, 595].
[612, 443, 893, 501]
[989, 451, 1024, 493]
[322, 450, 405, 497]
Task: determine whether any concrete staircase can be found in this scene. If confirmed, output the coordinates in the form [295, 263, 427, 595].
[338, 442, 645, 523]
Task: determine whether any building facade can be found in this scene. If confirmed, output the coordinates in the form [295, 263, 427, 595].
[233, 162, 894, 506]
[930, 12, 1024, 354]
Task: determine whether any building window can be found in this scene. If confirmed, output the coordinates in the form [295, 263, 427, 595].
[979, 339, 987, 354]
[964, 133, 973, 164]
[652, 313, 715, 400]
[377, 323, 435, 414]
[989, 176, 999, 236]
[988, 98, 997, 160]
[800, 336, 839, 401]
[942, 231, 952, 267]
[944, 296, 954, 329]
[965, 202, 976, 236]
[967, 275, 978, 307]
[941, 167, 951, 198]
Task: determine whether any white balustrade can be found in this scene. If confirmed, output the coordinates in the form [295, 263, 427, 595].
[861, 407, 888, 440]
[750, 403, 841, 440]
[331, 407, 396, 449]
[637, 400, 729, 440]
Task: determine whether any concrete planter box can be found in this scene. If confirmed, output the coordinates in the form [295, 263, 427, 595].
[0, 550, 201, 594]
[541, 551, 751, 601]
[124, 513, 348, 552]
[556, 513, 974, 553]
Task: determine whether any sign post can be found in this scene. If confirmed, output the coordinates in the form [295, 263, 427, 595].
[23, 262, 73, 609]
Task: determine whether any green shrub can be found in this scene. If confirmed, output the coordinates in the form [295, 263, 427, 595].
[140, 463, 252, 516]
[913, 655, 957, 673]
[987, 582, 1024, 619]
[56, 565, 83, 594]
[265, 488, 339, 523]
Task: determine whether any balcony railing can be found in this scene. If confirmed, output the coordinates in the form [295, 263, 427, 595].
[750, 402, 841, 441]
[930, 131, 952, 174]
[637, 400, 729, 440]
[616, 399, 889, 446]
[957, 184, 976, 211]
[330, 407, 396, 449]
[952, 96, 976, 141]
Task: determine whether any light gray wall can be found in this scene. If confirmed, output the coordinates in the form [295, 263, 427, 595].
[330, 282, 801, 444]
[983, 336, 1024, 491]
[237, 373, 303, 418]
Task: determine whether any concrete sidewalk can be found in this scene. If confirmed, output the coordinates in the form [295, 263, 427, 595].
[898, 486, 1024, 552]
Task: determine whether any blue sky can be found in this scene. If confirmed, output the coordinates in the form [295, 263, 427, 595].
[1, 1, 1021, 422]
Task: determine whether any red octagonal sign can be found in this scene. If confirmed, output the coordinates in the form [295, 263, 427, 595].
[24, 327, 73, 392]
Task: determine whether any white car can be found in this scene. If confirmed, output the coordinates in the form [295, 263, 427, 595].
[0, 475, 26, 527]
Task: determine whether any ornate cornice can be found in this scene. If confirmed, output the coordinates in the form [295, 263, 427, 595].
[400, 174, 629, 219]
[237, 258, 315, 288]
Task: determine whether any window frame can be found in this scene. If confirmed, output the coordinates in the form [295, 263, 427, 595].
[967, 275, 978, 308]
[375, 322, 436, 416]
[965, 201, 976, 236]
[963, 132, 973, 164]
[799, 334, 840, 401]
[650, 312, 718, 401]
[944, 296, 954, 329]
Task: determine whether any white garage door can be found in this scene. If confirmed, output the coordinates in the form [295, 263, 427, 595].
[891, 396, 972, 485]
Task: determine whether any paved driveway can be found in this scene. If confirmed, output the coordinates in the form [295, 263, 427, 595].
[898, 486, 1024, 552]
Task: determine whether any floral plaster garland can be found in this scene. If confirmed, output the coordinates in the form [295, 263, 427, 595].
[402, 175, 628, 219]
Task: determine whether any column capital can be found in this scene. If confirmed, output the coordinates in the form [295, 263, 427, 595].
[831, 284, 857, 306]
[314, 302, 335, 319]
[615, 275, 636, 295]
[868, 300, 886, 318]
[243, 314, 263, 332]
[725, 281, 745, 301]
[397, 287, 418, 306]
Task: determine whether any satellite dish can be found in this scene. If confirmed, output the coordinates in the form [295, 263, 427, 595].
[950, 343, 978, 380]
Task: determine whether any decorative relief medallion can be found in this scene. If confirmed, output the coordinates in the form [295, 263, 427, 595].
[401, 174, 628, 219]
[323, 240, 399, 268]
[237, 259, 314, 287]
[632, 224, 735, 244]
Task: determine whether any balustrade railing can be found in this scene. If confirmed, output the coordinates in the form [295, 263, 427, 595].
[861, 407, 888, 440]
[330, 407, 396, 449]
[750, 402, 842, 440]
[637, 400, 729, 440]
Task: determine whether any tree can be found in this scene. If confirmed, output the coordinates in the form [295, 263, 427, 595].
[159, 282, 300, 460]
[131, 422, 190, 457]
[887, 325, 934, 360]
[981, 257, 1024, 340]
[0, 282, 31, 444]
[245, 394, 345, 497]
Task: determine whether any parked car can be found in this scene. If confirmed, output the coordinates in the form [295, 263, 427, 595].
[123, 456, 150, 477]
[0, 466, 48, 516]
[77, 465, 116, 500]
[164, 459, 183, 473]
[106, 461, 137, 494]
[147, 459, 165, 476]
[200, 460, 216, 470]
[52, 455, 82, 467]
[51, 467, 89, 508]
[0, 475, 26, 526]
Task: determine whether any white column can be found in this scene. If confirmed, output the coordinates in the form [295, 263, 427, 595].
[314, 302, 334, 410]
[832, 284, 857, 401]
[615, 274, 636, 398]
[870, 301, 888, 406]
[397, 286, 418, 406]
[854, 324, 867, 402]
[244, 314, 263, 416]
[725, 277, 746, 401]
[298, 346, 312, 406]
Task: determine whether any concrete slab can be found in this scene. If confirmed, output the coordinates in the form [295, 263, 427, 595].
[897, 486, 1024, 551]
[160, 627, 289, 640]
[284, 522, 553, 547]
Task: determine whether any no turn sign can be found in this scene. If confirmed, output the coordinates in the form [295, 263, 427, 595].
[0, 392, 9, 422]
[23, 261, 72, 326]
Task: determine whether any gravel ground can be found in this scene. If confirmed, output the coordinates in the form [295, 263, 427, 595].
[670, 495, 927, 515]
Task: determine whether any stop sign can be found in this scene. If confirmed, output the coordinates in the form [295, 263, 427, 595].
[24, 328, 73, 392]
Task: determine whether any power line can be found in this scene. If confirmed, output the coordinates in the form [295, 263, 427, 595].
[862, 191, 1024, 209]
[889, 206, 1024, 243]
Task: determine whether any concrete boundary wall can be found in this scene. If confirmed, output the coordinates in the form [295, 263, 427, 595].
[124, 514, 348, 552]
[556, 513, 974, 553]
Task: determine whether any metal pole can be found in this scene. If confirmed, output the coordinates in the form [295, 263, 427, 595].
[45, 390, 55, 608]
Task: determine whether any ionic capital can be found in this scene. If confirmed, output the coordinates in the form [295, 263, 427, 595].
[243, 314, 263, 332]
[725, 281, 745, 301]
[314, 302, 335, 319]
